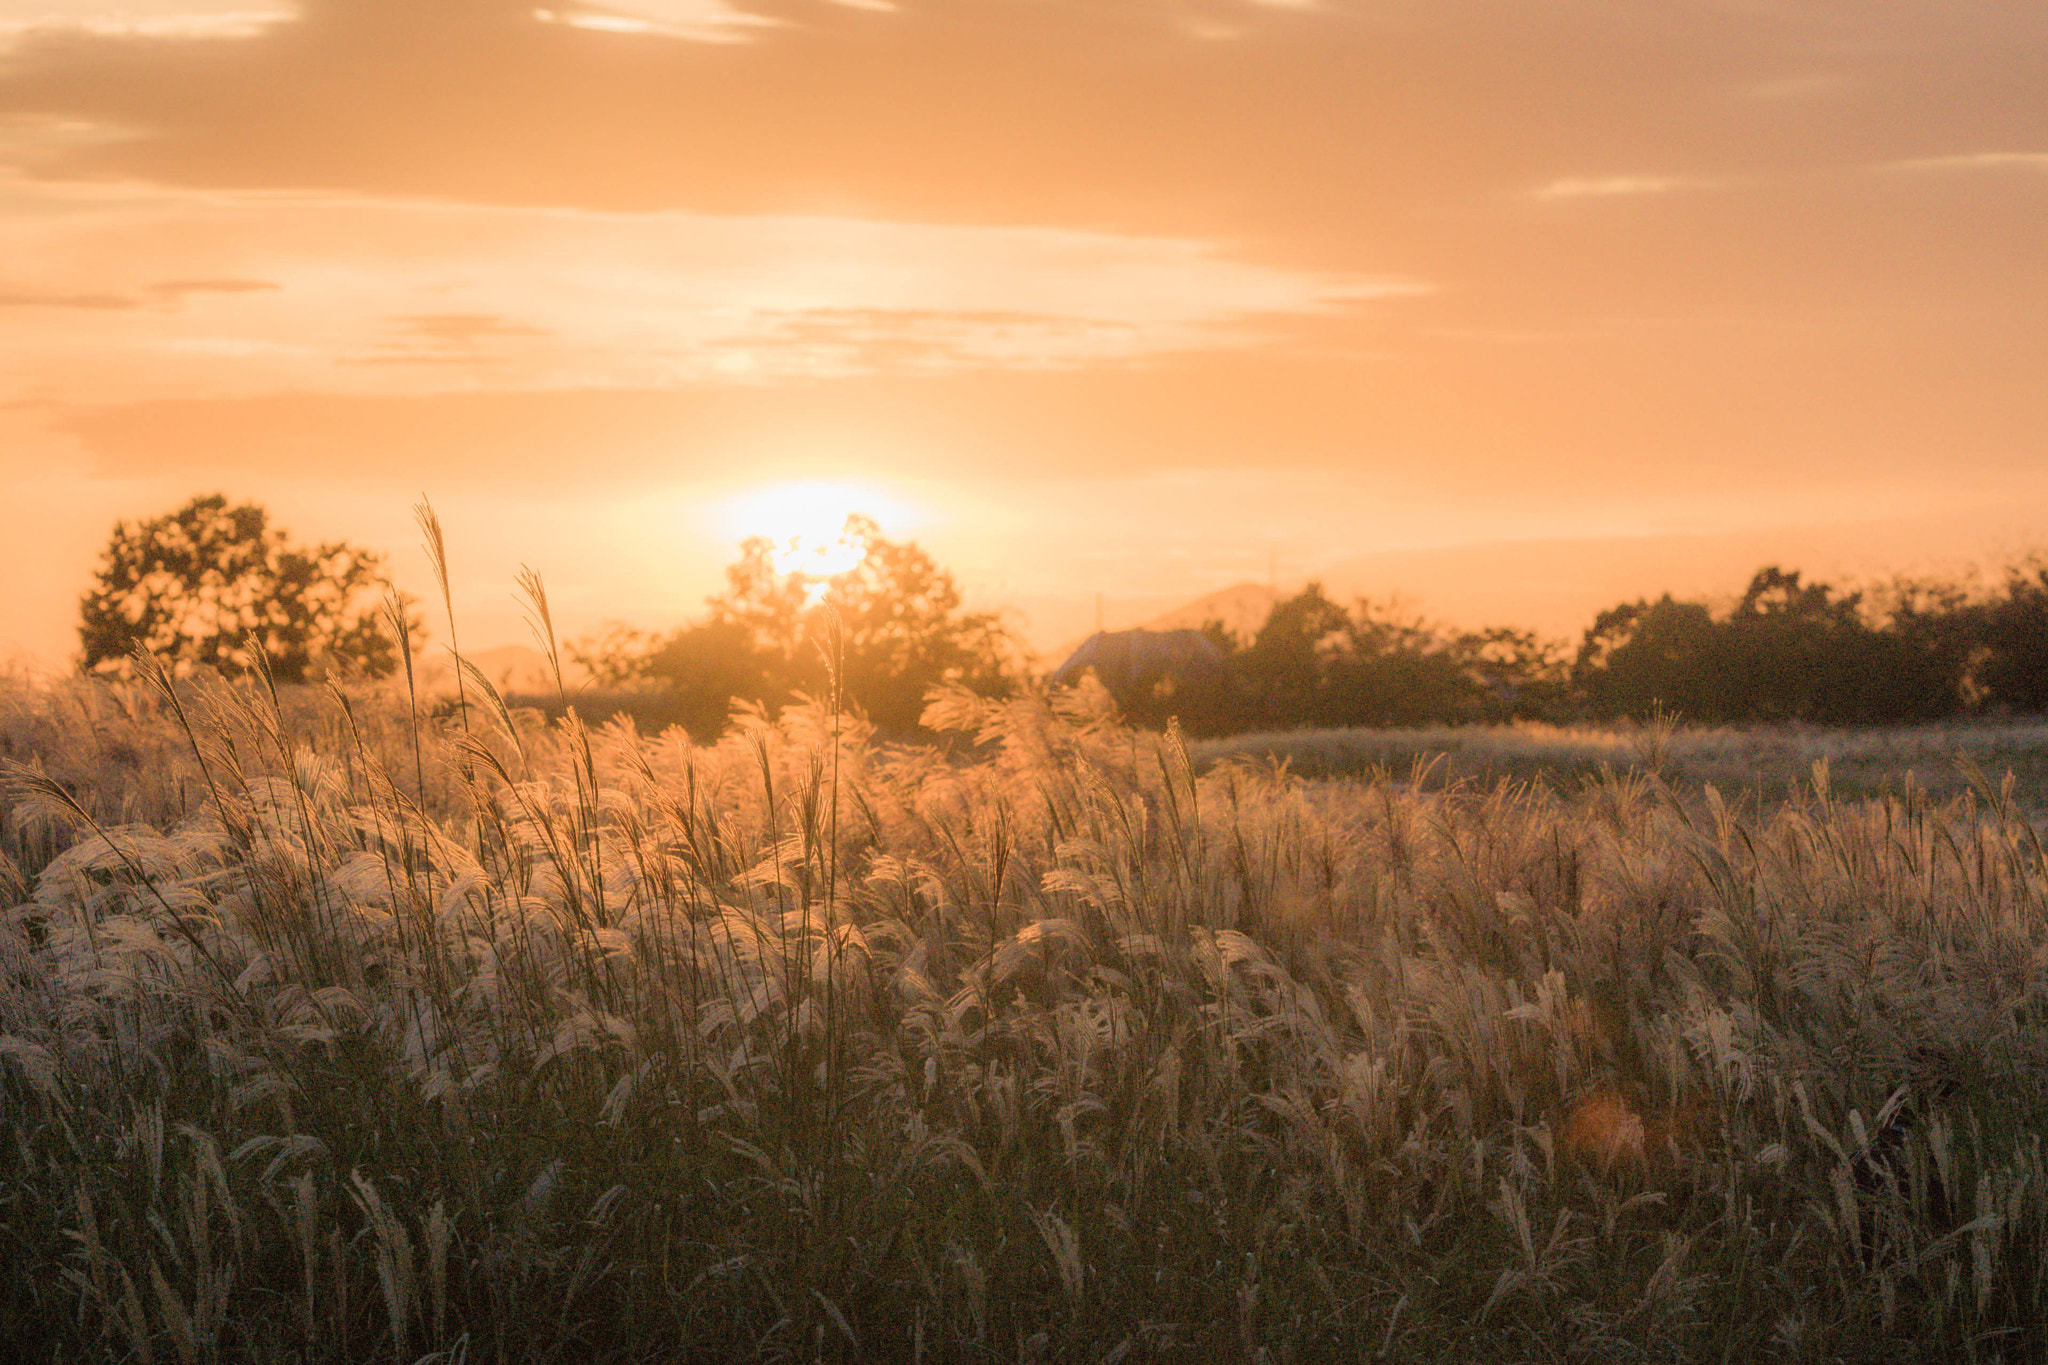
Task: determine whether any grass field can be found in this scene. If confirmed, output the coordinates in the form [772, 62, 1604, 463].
[4, 665, 2048, 1362]
[1191, 717, 2048, 817]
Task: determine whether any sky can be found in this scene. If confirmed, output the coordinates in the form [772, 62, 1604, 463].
[2, 0, 2046, 670]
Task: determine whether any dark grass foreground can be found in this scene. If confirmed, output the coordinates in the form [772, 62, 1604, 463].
[3, 670, 2048, 1363]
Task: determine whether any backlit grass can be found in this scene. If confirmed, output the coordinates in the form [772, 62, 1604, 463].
[3, 660, 2047, 1361]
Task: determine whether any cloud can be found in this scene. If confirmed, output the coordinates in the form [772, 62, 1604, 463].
[530, 1, 778, 43]
[0, 274, 279, 312]
[1888, 152, 2048, 174]
[146, 277, 279, 299]
[533, 0, 1313, 44]
[358, 312, 553, 365]
[0, 175, 1421, 407]
[0, 287, 134, 309]
[1529, 175, 1707, 201]
[0, 1, 296, 48]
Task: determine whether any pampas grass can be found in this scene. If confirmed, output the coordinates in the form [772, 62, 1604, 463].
[3, 595, 2047, 1361]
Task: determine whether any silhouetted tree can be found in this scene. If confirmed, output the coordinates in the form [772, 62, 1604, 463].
[1979, 560, 2048, 713]
[1572, 595, 1723, 721]
[569, 622, 664, 687]
[1451, 626, 1571, 721]
[632, 619, 780, 739]
[78, 494, 407, 682]
[1570, 565, 2009, 725]
[714, 515, 1015, 731]
[1327, 600, 1479, 727]
[1216, 590, 1568, 731]
[1855, 575, 1989, 720]
[1236, 584, 1352, 728]
[1720, 567, 1870, 722]
[572, 515, 1018, 737]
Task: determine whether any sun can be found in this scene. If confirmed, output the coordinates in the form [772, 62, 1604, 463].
[720, 479, 912, 587]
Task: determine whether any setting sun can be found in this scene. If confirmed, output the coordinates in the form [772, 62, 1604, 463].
[720, 479, 912, 582]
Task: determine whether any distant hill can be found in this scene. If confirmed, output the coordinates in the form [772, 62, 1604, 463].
[1036, 582, 1280, 673]
[1139, 582, 1279, 642]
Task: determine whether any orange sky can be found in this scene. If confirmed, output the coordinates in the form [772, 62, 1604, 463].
[3, 1, 2046, 669]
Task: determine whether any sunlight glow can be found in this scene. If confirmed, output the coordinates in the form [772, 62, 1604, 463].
[722, 480, 912, 601]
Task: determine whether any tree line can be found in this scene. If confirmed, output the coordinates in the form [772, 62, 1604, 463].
[572, 552, 2048, 736]
[72, 495, 2048, 737]
[1184, 561, 2048, 734]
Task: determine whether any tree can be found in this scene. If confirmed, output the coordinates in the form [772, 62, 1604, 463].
[1838, 573, 1986, 722]
[1220, 586, 1552, 730]
[1717, 566, 1872, 722]
[1570, 565, 1992, 725]
[79, 494, 407, 682]
[1329, 598, 1486, 727]
[1572, 595, 1723, 720]
[1235, 583, 1352, 729]
[573, 514, 1019, 736]
[1979, 559, 2048, 713]
[1446, 625, 1569, 722]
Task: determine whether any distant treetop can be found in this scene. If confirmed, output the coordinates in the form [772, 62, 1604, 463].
[78, 493, 411, 683]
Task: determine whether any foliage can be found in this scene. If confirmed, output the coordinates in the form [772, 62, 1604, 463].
[5, 659, 2048, 1362]
[1231, 582, 1352, 726]
[570, 540, 2048, 741]
[1859, 574, 1992, 719]
[1140, 559, 2048, 735]
[565, 620, 664, 688]
[573, 513, 1017, 736]
[1979, 558, 2048, 713]
[1719, 566, 1870, 721]
[1450, 624, 1569, 718]
[1214, 584, 1567, 733]
[77, 494, 409, 683]
[1575, 595, 1732, 722]
[1569, 565, 2029, 725]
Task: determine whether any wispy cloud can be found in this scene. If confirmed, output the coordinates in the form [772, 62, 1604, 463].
[0, 176, 1421, 405]
[0, 275, 278, 311]
[531, 1, 780, 43]
[1888, 152, 2048, 174]
[0, 288, 134, 309]
[0, 1, 295, 48]
[357, 313, 552, 366]
[1529, 175, 1707, 202]
[147, 278, 279, 300]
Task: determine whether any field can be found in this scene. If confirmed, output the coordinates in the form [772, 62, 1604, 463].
[4, 667, 2048, 1362]
[1191, 717, 2048, 815]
